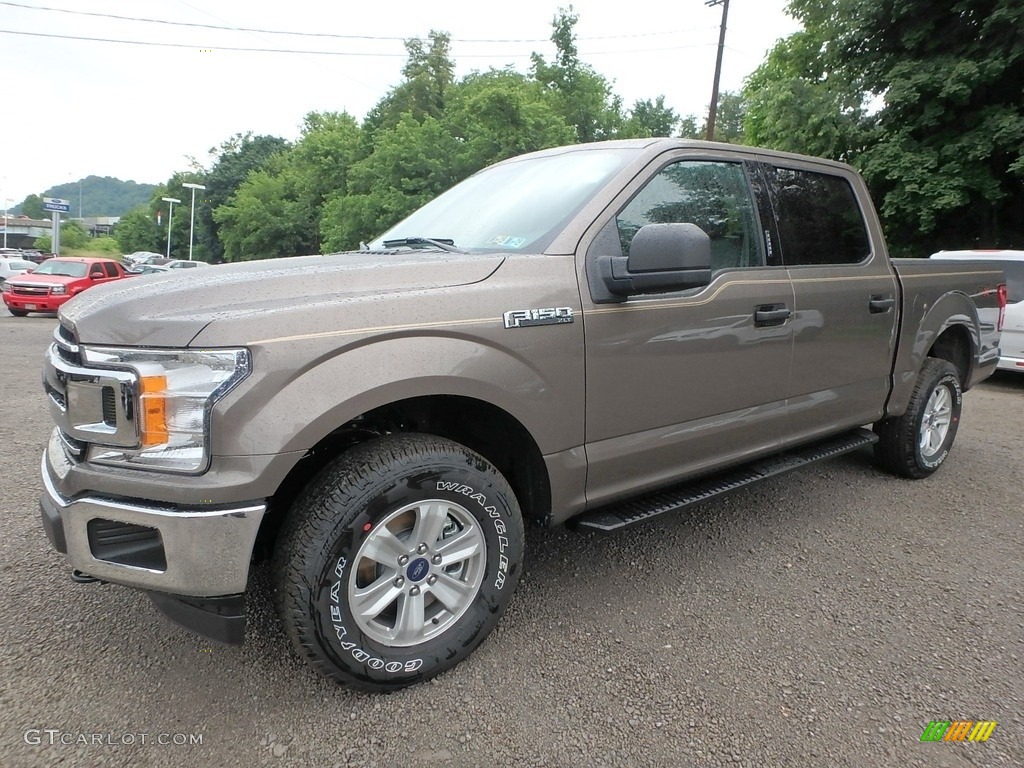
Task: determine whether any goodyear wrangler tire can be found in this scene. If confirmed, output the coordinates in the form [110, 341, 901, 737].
[873, 357, 962, 479]
[273, 434, 524, 691]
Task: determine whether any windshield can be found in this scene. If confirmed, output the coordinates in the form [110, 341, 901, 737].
[32, 260, 88, 277]
[369, 147, 638, 252]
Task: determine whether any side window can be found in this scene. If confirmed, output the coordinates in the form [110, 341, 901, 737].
[616, 161, 762, 273]
[89, 265, 104, 278]
[770, 167, 870, 266]
[103, 262, 118, 277]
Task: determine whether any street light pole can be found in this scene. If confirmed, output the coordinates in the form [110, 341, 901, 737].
[2, 198, 9, 249]
[704, 0, 730, 142]
[161, 196, 181, 259]
[182, 182, 206, 261]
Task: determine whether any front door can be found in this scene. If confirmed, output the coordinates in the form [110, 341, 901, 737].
[581, 153, 795, 507]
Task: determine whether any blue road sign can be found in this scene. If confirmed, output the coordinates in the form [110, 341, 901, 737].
[43, 197, 71, 213]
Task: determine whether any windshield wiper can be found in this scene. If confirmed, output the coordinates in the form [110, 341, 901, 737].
[381, 237, 464, 253]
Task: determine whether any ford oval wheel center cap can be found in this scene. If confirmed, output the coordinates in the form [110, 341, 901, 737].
[406, 557, 430, 583]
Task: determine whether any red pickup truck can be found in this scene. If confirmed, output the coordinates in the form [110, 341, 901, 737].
[3, 257, 131, 316]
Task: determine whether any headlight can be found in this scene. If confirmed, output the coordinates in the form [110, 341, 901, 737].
[81, 346, 250, 473]
[1, 282, 11, 293]
[52, 285, 67, 295]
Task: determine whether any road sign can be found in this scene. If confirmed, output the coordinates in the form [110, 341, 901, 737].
[43, 197, 71, 213]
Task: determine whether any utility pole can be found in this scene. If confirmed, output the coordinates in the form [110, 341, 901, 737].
[705, 0, 730, 142]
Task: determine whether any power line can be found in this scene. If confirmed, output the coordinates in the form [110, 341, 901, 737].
[0, 1, 716, 44]
[0, 29, 717, 58]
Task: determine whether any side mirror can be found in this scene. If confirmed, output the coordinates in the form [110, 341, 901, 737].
[596, 223, 712, 298]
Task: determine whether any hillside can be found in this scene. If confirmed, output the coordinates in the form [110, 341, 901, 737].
[23, 176, 157, 218]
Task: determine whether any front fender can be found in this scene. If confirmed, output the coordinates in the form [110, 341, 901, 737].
[212, 332, 583, 459]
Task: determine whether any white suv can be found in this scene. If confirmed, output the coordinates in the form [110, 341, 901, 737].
[0, 255, 35, 284]
[931, 250, 1024, 374]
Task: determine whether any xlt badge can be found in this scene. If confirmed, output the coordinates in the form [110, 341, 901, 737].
[503, 307, 575, 329]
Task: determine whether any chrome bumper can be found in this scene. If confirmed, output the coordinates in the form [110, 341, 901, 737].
[40, 446, 266, 596]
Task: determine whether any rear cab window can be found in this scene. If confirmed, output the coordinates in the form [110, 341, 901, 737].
[766, 166, 871, 267]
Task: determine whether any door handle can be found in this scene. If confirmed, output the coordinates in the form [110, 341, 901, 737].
[869, 295, 895, 313]
[754, 304, 791, 327]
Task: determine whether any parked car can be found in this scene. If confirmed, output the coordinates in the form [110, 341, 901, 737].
[21, 250, 54, 265]
[122, 251, 164, 268]
[3, 257, 131, 316]
[931, 249, 1024, 373]
[166, 259, 209, 269]
[129, 264, 172, 275]
[0, 256, 35, 284]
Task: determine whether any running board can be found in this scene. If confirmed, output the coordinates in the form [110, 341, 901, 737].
[574, 428, 878, 532]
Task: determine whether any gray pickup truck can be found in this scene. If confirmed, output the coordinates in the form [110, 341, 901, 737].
[39, 139, 1006, 691]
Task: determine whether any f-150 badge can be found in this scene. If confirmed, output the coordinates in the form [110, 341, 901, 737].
[503, 307, 574, 329]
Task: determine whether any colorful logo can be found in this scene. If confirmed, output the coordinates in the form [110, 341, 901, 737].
[920, 720, 997, 742]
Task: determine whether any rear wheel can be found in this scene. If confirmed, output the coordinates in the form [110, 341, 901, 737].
[873, 357, 962, 478]
[273, 434, 524, 691]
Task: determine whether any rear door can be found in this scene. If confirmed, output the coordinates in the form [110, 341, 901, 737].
[758, 162, 899, 442]
[580, 150, 795, 507]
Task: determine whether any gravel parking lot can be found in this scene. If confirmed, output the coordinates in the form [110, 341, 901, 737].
[1, 311, 1021, 768]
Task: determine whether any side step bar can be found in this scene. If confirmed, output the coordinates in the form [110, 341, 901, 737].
[574, 427, 878, 532]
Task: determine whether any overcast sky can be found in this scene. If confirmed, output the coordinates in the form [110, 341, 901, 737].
[0, 0, 800, 206]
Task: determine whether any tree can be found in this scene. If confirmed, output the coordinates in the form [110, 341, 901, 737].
[35, 220, 89, 252]
[321, 115, 463, 251]
[114, 206, 160, 254]
[362, 31, 456, 144]
[530, 6, 625, 141]
[621, 96, 680, 139]
[213, 112, 363, 260]
[19, 194, 45, 219]
[743, 29, 869, 160]
[443, 69, 576, 170]
[194, 133, 290, 262]
[749, 0, 1024, 253]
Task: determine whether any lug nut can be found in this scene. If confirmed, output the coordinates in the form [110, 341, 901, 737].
[398, 555, 409, 566]
[416, 542, 429, 555]
[393, 577, 405, 588]
[431, 553, 442, 565]
[409, 585, 421, 596]
[427, 575, 438, 586]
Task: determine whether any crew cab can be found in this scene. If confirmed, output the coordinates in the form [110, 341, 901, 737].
[37, 139, 1006, 691]
[4, 257, 130, 316]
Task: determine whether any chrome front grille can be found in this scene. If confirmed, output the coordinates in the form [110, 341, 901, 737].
[43, 336, 140, 451]
[54, 323, 82, 365]
[13, 285, 50, 296]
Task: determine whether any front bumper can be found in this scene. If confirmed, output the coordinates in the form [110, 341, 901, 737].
[4, 292, 69, 312]
[40, 445, 267, 597]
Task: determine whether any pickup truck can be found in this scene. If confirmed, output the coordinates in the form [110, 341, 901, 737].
[37, 139, 1006, 691]
[4, 257, 130, 316]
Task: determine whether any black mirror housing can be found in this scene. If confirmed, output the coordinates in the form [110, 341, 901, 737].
[594, 223, 713, 301]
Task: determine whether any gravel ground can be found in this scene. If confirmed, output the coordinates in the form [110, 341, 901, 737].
[1, 312, 1021, 768]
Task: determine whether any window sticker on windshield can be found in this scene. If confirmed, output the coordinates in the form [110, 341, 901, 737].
[487, 235, 528, 249]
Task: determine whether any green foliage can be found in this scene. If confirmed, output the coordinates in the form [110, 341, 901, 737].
[322, 115, 463, 251]
[530, 6, 625, 142]
[194, 134, 291, 262]
[18, 194, 45, 219]
[114, 206, 160, 254]
[747, 0, 1024, 252]
[35, 219, 89, 252]
[621, 96, 680, 139]
[40, 177, 157, 218]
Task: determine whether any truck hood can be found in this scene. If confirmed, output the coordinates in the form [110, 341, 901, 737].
[61, 251, 505, 347]
[9, 273, 79, 287]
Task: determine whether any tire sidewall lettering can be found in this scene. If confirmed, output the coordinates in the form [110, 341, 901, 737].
[314, 463, 521, 684]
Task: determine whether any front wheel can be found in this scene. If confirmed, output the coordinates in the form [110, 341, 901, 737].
[873, 357, 962, 478]
[273, 434, 524, 691]
[8, 308, 29, 317]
